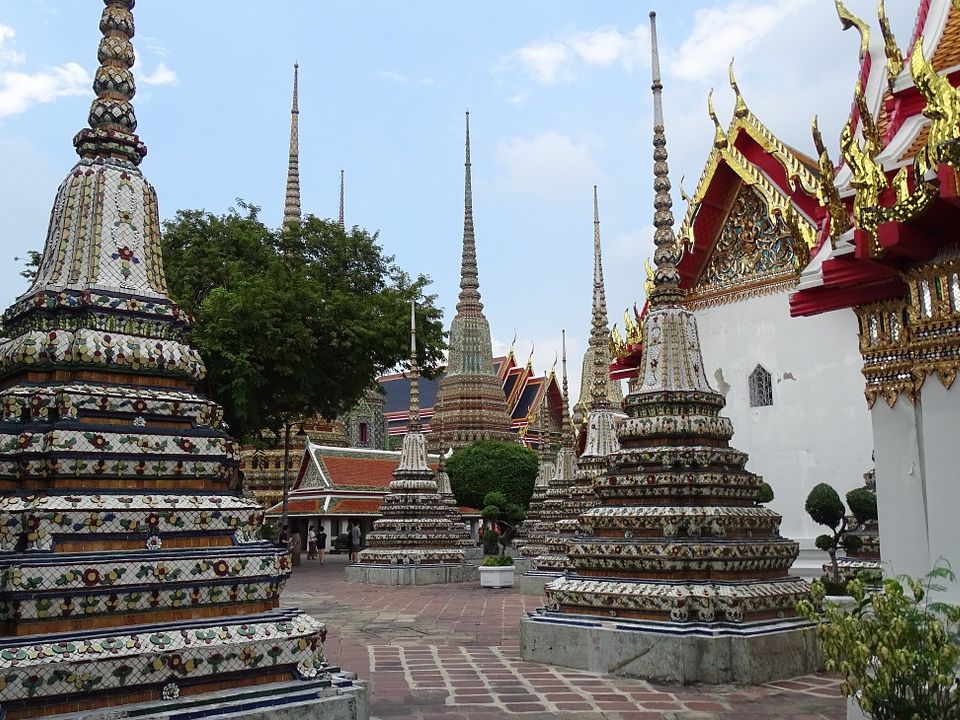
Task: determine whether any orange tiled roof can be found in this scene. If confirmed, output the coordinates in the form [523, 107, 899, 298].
[285, 498, 322, 514]
[318, 455, 440, 489]
[899, 122, 931, 163]
[458, 506, 483, 517]
[933, 5, 960, 72]
[329, 498, 383, 515]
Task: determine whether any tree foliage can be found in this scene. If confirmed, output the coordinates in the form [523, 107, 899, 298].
[481, 490, 525, 558]
[161, 202, 446, 440]
[445, 440, 537, 511]
[806, 482, 862, 583]
[846, 487, 879, 525]
[798, 565, 960, 720]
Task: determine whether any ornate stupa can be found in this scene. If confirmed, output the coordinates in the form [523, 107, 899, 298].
[436, 455, 475, 548]
[518, 332, 576, 590]
[545, 188, 622, 559]
[833, 467, 882, 581]
[572, 189, 623, 427]
[429, 113, 514, 453]
[520, 12, 817, 684]
[513, 387, 557, 552]
[347, 304, 478, 583]
[0, 4, 364, 718]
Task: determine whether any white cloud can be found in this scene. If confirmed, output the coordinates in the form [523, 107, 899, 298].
[138, 61, 177, 87]
[506, 24, 647, 85]
[0, 23, 26, 66]
[496, 132, 600, 201]
[0, 21, 89, 118]
[672, 0, 814, 81]
[0, 62, 89, 118]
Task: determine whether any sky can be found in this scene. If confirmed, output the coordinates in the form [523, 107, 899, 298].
[0, 0, 919, 400]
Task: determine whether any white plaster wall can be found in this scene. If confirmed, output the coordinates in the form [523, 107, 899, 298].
[693, 291, 873, 549]
[872, 382, 960, 603]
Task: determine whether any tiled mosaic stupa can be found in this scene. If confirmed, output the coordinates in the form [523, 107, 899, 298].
[518, 333, 576, 590]
[0, 3, 365, 718]
[513, 391, 556, 553]
[429, 113, 514, 453]
[548, 188, 621, 559]
[435, 457, 475, 548]
[346, 304, 478, 584]
[519, 12, 818, 685]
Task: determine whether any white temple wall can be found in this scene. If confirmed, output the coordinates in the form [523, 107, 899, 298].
[693, 291, 873, 553]
[872, 382, 960, 602]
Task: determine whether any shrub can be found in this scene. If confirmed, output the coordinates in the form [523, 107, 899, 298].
[798, 565, 960, 720]
[757, 481, 775, 504]
[332, 533, 350, 551]
[846, 487, 878, 525]
[481, 490, 526, 557]
[481, 530, 499, 556]
[446, 440, 537, 511]
[481, 555, 514, 567]
[805, 482, 853, 584]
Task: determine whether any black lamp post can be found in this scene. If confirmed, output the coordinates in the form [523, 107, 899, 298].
[281, 421, 307, 526]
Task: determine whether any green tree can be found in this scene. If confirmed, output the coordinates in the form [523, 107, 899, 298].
[481, 490, 526, 558]
[161, 202, 446, 439]
[445, 440, 537, 511]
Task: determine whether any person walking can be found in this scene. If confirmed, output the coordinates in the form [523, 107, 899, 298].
[317, 527, 327, 565]
[349, 521, 361, 563]
[306, 526, 317, 560]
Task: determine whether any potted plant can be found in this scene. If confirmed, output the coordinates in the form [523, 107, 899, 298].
[798, 564, 960, 719]
[478, 491, 524, 589]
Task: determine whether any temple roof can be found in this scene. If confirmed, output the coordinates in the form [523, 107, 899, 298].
[379, 352, 564, 445]
[790, 0, 960, 317]
[291, 442, 440, 492]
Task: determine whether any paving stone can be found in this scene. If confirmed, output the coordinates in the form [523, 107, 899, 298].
[283, 555, 845, 719]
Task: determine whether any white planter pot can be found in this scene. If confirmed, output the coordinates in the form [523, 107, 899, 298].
[479, 565, 515, 588]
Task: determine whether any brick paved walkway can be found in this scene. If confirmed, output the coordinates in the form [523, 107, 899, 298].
[282, 554, 843, 719]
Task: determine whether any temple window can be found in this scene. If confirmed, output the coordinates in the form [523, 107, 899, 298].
[359, 421, 369, 446]
[748, 365, 773, 407]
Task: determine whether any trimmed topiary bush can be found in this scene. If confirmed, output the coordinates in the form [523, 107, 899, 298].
[481, 490, 526, 557]
[805, 482, 861, 584]
[757, 481, 775, 504]
[446, 440, 537, 511]
[846, 487, 878, 525]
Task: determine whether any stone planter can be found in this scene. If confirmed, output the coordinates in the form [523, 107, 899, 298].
[479, 565, 515, 588]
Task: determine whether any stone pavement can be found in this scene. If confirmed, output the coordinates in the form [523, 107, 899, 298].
[282, 554, 843, 720]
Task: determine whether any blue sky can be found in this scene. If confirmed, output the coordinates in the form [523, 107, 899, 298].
[0, 1, 917, 397]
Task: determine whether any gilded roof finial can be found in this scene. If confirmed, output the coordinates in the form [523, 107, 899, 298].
[560, 329, 574, 449]
[73, 0, 147, 165]
[708, 89, 727, 149]
[728, 59, 748, 119]
[648, 12, 683, 307]
[878, 0, 904, 91]
[408, 300, 421, 433]
[589, 186, 614, 411]
[283, 63, 302, 228]
[457, 111, 483, 314]
[338, 169, 345, 230]
[526, 341, 535, 369]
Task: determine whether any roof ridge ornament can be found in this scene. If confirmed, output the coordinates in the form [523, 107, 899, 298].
[878, 0, 904, 91]
[708, 89, 728, 150]
[728, 59, 749, 119]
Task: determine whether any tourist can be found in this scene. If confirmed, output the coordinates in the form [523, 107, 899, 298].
[318, 527, 327, 565]
[307, 526, 317, 560]
[350, 521, 362, 562]
[278, 523, 290, 550]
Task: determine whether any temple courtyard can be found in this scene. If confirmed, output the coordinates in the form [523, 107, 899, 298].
[283, 555, 843, 720]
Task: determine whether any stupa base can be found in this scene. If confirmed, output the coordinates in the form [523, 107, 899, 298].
[511, 556, 534, 574]
[44, 676, 368, 720]
[345, 563, 478, 585]
[518, 570, 562, 596]
[519, 612, 821, 685]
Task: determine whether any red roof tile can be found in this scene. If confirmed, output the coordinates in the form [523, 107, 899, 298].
[329, 499, 383, 515]
[318, 456, 438, 489]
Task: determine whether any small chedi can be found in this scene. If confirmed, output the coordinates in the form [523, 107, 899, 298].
[0, 3, 365, 719]
[830, 468, 882, 582]
[513, 393, 557, 552]
[520, 12, 817, 685]
[517, 333, 576, 578]
[435, 458, 475, 548]
[346, 304, 478, 584]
